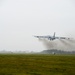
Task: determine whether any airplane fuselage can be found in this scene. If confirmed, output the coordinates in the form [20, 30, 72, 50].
[48, 36, 55, 40]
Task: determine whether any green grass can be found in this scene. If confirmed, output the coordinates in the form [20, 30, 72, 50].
[0, 54, 75, 75]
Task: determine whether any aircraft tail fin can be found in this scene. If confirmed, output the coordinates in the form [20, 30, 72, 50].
[53, 32, 55, 38]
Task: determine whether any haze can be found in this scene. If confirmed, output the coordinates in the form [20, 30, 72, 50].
[0, 0, 75, 52]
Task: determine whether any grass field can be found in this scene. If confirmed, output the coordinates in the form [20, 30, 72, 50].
[0, 54, 75, 75]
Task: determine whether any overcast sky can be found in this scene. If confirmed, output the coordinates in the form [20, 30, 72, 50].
[0, 0, 75, 52]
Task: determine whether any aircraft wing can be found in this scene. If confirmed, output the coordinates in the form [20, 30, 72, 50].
[34, 36, 51, 38]
[55, 37, 70, 39]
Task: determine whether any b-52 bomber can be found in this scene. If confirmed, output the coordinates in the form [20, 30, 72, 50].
[34, 32, 70, 41]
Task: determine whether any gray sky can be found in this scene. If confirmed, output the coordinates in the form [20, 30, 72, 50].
[0, 0, 75, 52]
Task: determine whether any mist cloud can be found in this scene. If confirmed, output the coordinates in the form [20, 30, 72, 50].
[39, 39, 75, 51]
